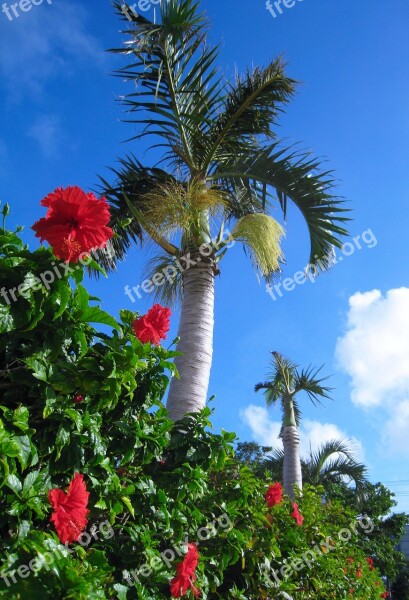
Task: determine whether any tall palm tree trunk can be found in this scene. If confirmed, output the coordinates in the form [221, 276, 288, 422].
[166, 258, 215, 421]
[282, 399, 302, 497]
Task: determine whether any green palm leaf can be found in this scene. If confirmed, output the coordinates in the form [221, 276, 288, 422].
[210, 142, 349, 267]
[112, 0, 222, 173]
[306, 439, 368, 494]
[202, 57, 296, 169]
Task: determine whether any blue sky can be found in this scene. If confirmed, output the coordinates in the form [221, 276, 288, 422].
[1, 0, 409, 512]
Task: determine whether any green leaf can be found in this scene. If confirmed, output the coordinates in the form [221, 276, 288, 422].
[0, 439, 21, 458]
[55, 426, 70, 460]
[12, 406, 30, 432]
[87, 549, 110, 568]
[0, 304, 13, 333]
[79, 307, 119, 330]
[113, 584, 129, 600]
[86, 258, 107, 277]
[73, 329, 89, 358]
[23, 471, 41, 496]
[52, 279, 72, 319]
[23, 357, 48, 382]
[0, 457, 10, 485]
[76, 283, 90, 311]
[64, 408, 83, 432]
[17, 520, 31, 540]
[121, 496, 135, 517]
[6, 474, 22, 495]
[119, 309, 136, 326]
[0, 232, 22, 249]
[70, 266, 84, 284]
[13, 435, 31, 468]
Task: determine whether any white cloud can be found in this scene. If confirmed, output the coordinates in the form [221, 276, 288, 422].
[383, 400, 409, 456]
[336, 287, 409, 456]
[240, 405, 363, 460]
[28, 115, 61, 157]
[301, 419, 364, 461]
[240, 405, 282, 448]
[0, 1, 105, 99]
[336, 288, 409, 408]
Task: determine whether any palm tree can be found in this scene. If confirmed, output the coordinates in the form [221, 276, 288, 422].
[304, 440, 368, 493]
[268, 440, 368, 495]
[255, 351, 331, 496]
[100, 1, 348, 421]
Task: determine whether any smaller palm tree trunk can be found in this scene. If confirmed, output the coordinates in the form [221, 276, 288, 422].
[282, 399, 303, 497]
[166, 258, 215, 421]
[283, 426, 303, 496]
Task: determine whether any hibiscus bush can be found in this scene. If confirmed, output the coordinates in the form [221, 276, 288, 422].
[0, 210, 389, 599]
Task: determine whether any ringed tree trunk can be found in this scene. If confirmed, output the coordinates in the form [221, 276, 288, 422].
[282, 397, 303, 497]
[166, 255, 215, 422]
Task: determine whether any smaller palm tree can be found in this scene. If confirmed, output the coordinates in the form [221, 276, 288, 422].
[269, 440, 368, 496]
[305, 439, 368, 495]
[255, 351, 331, 496]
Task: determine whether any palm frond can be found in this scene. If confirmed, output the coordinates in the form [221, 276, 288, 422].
[122, 192, 180, 256]
[94, 156, 180, 271]
[265, 447, 284, 472]
[142, 252, 184, 307]
[255, 352, 297, 404]
[254, 380, 282, 406]
[216, 178, 266, 221]
[308, 439, 353, 475]
[306, 439, 368, 491]
[293, 364, 333, 405]
[209, 141, 350, 268]
[270, 447, 285, 462]
[112, 0, 222, 173]
[254, 351, 297, 405]
[203, 57, 296, 170]
[270, 351, 298, 393]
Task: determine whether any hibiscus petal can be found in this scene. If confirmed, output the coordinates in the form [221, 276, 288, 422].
[65, 473, 90, 510]
[48, 473, 90, 544]
[48, 488, 66, 510]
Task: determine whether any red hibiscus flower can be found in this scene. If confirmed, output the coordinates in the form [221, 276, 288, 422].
[347, 557, 354, 565]
[356, 567, 362, 578]
[265, 483, 283, 507]
[73, 393, 84, 403]
[366, 557, 374, 570]
[132, 304, 171, 345]
[381, 593, 390, 599]
[290, 501, 304, 526]
[170, 543, 200, 598]
[32, 186, 113, 263]
[48, 473, 90, 544]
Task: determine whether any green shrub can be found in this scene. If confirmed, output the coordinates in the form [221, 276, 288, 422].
[0, 227, 388, 599]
